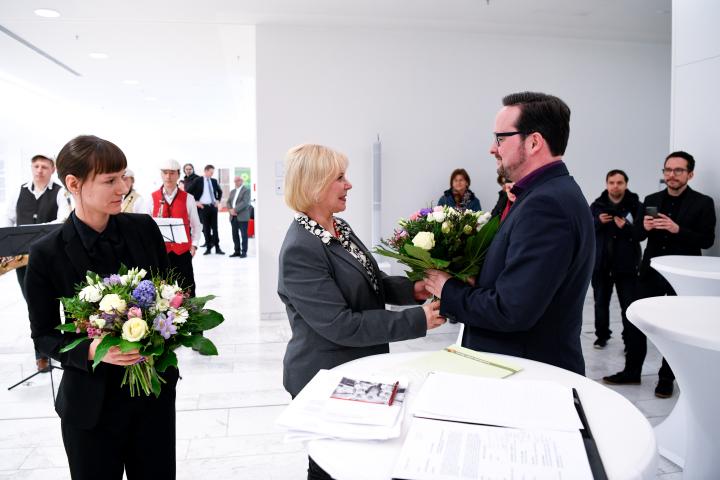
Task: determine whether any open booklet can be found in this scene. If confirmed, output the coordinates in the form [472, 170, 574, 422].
[397, 344, 521, 379]
[392, 372, 601, 480]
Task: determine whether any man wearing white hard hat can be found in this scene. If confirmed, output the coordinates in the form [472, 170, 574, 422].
[148, 159, 202, 296]
[121, 168, 145, 213]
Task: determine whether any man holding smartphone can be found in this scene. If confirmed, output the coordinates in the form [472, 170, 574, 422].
[604, 151, 715, 398]
[589, 170, 643, 350]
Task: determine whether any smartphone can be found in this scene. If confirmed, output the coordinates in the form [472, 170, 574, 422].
[645, 206, 659, 218]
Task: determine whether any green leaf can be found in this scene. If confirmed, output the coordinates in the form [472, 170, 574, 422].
[59, 336, 91, 353]
[141, 336, 164, 357]
[188, 310, 224, 332]
[192, 336, 219, 356]
[118, 339, 142, 353]
[403, 244, 432, 263]
[183, 294, 216, 311]
[92, 336, 121, 370]
[56, 323, 78, 332]
[150, 371, 162, 398]
[155, 350, 178, 372]
[430, 257, 450, 269]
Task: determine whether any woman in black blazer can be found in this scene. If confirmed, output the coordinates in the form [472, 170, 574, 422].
[278, 144, 445, 480]
[24, 135, 177, 480]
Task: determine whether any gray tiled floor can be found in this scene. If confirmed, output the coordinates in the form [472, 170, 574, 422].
[0, 217, 682, 478]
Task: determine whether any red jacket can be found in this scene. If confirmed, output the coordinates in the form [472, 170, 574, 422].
[151, 188, 192, 255]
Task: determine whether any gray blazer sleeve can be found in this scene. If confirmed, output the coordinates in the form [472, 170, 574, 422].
[279, 237, 426, 347]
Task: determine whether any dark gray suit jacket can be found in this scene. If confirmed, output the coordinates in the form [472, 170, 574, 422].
[278, 220, 427, 397]
[441, 162, 594, 375]
[227, 186, 251, 221]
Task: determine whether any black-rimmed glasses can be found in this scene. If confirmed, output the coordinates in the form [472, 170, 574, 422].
[662, 168, 688, 175]
[494, 131, 524, 147]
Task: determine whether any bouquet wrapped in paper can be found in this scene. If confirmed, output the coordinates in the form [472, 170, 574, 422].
[58, 265, 224, 397]
[375, 206, 499, 282]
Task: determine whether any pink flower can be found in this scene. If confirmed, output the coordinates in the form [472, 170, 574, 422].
[127, 306, 143, 319]
[408, 212, 420, 221]
[170, 294, 184, 309]
[433, 206, 443, 212]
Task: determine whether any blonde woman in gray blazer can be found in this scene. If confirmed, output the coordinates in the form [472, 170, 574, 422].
[278, 144, 445, 479]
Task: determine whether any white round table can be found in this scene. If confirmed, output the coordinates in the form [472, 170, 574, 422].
[308, 352, 657, 480]
[627, 296, 720, 479]
[649, 254, 720, 467]
[650, 255, 720, 295]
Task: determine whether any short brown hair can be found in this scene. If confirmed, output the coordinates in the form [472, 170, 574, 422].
[284, 144, 348, 213]
[56, 135, 127, 188]
[450, 168, 471, 189]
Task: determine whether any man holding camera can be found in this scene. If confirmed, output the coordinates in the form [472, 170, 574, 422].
[604, 151, 715, 398]
[589, 170, 643, 350]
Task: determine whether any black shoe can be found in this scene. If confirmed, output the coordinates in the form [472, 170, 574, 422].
[593, 338, 608, 349]
[603, 371, 641, 385]
[655, 378, 674, 398]
[229, 252, 240, 257]
[203, 249, 212, 255]
[239, 253, 247, 258]
[215, 248, 225, 255]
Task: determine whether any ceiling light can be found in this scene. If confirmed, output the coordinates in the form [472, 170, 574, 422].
[89, 53, 109, 60]
[34, 9, 60, 18]
[123, 80, 140, 85]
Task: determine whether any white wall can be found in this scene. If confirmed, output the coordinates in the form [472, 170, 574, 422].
[671, 0, 720, 255]
[256, 25, 671, 315]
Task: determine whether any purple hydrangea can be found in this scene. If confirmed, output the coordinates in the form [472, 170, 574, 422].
[419, 208, 433, 216]
[132, 280, 156, 308]
[153, 313, 177, 340]
[103, 274, 122, 286]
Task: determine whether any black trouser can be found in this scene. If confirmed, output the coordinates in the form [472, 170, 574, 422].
[591, 269, 637, 342]
[623, 268, 676, 380]
[61, 381, 176, 479]
[168, 251, 195, 297]
[16, 266, 47, 361]
[230, 217, 249, 255]
[198, 204, 219, 249]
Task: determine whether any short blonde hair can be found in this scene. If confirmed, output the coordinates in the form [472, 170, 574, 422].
[284, 144, 348, 213]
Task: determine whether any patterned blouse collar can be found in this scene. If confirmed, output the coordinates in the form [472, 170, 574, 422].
[294, 213, 350, 246]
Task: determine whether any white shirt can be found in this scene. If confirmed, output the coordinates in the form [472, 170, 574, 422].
[3, 180, 71, 227]
[230, 185, 243, 209]
[199, 176, 216, 205]
[146, 186, 202, 247]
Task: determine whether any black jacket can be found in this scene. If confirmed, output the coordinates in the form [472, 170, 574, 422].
[590, 190, 644, 274]
[25, 213, 176, 428]
[639, 186, 716, 274]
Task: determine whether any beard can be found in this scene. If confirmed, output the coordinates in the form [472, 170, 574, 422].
[495, 146, 527, 182]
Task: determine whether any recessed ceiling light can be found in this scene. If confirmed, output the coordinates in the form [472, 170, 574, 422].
[34, 9, 61, 18]
[89, 53, 109, 60]
[123, 80, 140, 85]
[144, 96, 158, 102]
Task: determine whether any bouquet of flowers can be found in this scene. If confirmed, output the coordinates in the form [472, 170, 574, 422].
[57, 265, 224, 397]
[375, 206, 499, 282]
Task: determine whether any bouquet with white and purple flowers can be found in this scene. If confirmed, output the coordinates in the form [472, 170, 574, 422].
[58, 265, 224, 397]
[375, 205, 499, 282]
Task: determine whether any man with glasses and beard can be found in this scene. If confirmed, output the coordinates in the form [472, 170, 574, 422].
[424, 92, 594, 376]
[604, 151, 716, 398]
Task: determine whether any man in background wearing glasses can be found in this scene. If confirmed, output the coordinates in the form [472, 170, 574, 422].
[604, 151, 716, 398]
[425, 92, 594, 376]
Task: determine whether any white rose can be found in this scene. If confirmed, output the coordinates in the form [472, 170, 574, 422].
[79, 285, 103, 303]
[432, 211, 446, 222]
[441, 221, 451, 234]
[155, 298, 170, 312]
[89, 314, 106, 329]
[412, 231, 435, 250]
[99, 294, 127, 314]
[122, 318, 148, 342]
[476, 212, 492, 229]
[160, 284, 178, 300]
[426, 213, 435, 222]
[463, 224, 474, 235]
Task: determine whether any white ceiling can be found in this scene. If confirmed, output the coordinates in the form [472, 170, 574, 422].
[0, 0, 671, 144]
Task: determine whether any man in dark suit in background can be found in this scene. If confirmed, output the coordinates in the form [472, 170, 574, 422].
[194, 164, 224, 255]
[425, 92, 594, 375]
[604, 151, 715, 397]
[227, 175, 251, 258]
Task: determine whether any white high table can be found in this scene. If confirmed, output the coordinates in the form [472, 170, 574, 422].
[650, 255, 720, 296]
[627, 296, 720, 479]
[308, 352, 657, 480]
[649, 254, 720, 467]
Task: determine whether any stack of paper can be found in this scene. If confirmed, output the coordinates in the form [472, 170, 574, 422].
[276, 369, 408, 442]
[392, 372, 593, 480]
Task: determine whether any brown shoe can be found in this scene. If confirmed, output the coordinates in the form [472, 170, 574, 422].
[36, 358, 50, 372]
